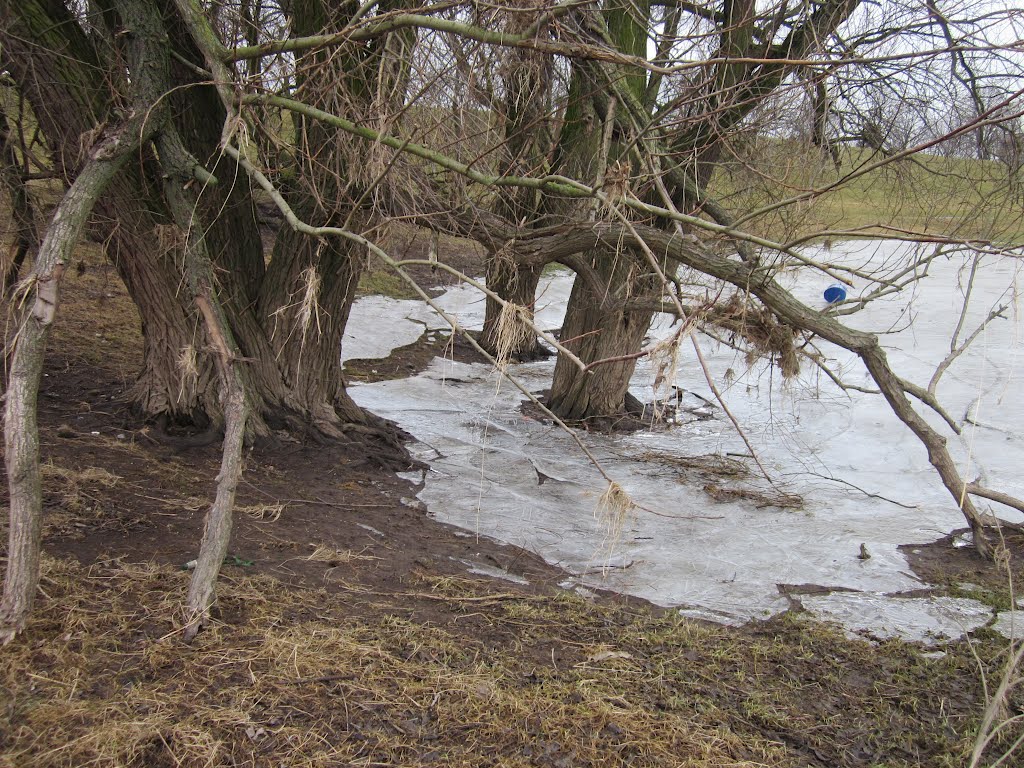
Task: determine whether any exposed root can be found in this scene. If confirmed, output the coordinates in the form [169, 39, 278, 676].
[339, 419, 426, 472]
[148, 416, 224, 450]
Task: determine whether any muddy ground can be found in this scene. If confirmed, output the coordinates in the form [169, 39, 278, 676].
[1, 231, 1023, 767]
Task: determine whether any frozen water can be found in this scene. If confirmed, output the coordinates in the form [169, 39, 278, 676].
[348, 241, 1024, 641]
[992, 610, 1024, 640]
[800, 592, 993, 643]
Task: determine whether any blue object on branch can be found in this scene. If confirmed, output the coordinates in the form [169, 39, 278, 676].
[824, 284, 847, 303]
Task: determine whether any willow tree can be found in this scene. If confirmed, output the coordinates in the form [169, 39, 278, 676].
[477, 2, 556, 361]
[212, 0, 1024, 558]
[4, 0, 1024, 645]
[0, 0, 418, 639]
[536, 0, 867, 421]
[0, 0, 415, 452]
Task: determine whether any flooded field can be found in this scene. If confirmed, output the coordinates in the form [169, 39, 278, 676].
[347, 241, 1024, 641]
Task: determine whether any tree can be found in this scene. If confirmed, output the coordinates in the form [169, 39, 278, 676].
[0, 0, 418, 639]
[220, 0, 1024, 554]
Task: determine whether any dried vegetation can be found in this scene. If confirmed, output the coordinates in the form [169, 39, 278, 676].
[0, 555, 1018, 768]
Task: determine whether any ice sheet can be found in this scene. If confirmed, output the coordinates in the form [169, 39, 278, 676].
[349, 241, 1024, 641]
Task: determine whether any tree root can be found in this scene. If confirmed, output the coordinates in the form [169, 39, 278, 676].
[149, 414, 224, 450]
[340, 418, 426, 472]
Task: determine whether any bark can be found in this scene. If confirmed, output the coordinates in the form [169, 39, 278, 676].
[1, 0, 414, 452]
[545, 0, 863, 420]
[1, 121, 147, 644]
[548, 254, 654, 422]
[242, 0, 375, 438]
[156, 125, 250, 641]
[545, 0, 653, 420]
[257, 211, 369, 436]
[0, 0, 216, 421]
[480, 259, 547, 361]
[172, 0, 416, 464]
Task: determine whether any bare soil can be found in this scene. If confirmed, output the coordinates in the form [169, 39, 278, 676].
[2, 231, 1023, 767]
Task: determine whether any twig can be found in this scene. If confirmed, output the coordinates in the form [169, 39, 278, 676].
[804, 471, 919, 510]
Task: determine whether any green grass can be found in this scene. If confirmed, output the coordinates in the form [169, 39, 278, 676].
[711, 141, 1024, 246]
[356, 266, 421, 299]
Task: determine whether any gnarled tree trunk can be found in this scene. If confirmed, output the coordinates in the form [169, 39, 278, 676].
[1, 0, 217, 422]
[1, 0, 415, 457]
[479, 3, 554, 360]
[544, 0, 653, 420]
[548, 253, 655, 422]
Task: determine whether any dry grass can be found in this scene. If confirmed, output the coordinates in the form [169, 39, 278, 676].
[595, 481, 636, 557]
[0, 462, 133, 540]
[701, 482, 804, 510]
[304, 545, 380, 564]
[640, 451, 804, 510]
[238, 502, 285, 522]
[0, 558, 774, 767]
[45, 242, 144, 378]
[492, 300, 536, 370]
[0, 556, 1016, 767]
[40, 462, 121, 488]
[713, 142, 1024, 245]
[642, 452, 750, 478]
[705, 295, 801, 379]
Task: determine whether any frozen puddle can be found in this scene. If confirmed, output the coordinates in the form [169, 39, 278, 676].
[348, 241, 1024, 643]
[800, 593, 992, 642]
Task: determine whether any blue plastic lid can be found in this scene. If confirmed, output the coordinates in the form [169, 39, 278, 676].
[824, 284, 847, 303]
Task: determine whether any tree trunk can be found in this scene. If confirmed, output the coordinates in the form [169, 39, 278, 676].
[480, 259, 546, 361]
[1, 119, 150, 645]
[0, 0, 218, 422]
[0, 0, 409, 451]
[543, 0, 653, 420]
[479, 4, 553, 359]
[256, 209, 369, 435]
[0, 111, 38, 293]
[548, 253, 654, 422]
[155, 123, 251, 640]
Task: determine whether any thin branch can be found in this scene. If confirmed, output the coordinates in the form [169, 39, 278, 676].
[966, 483, 1024, 517]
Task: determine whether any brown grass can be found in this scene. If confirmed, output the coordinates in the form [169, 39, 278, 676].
[0, 558, 775, 767]
[701, 482, 804, 510]
[2, 555, 1015, 767]
[640, 451, 804, 510]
